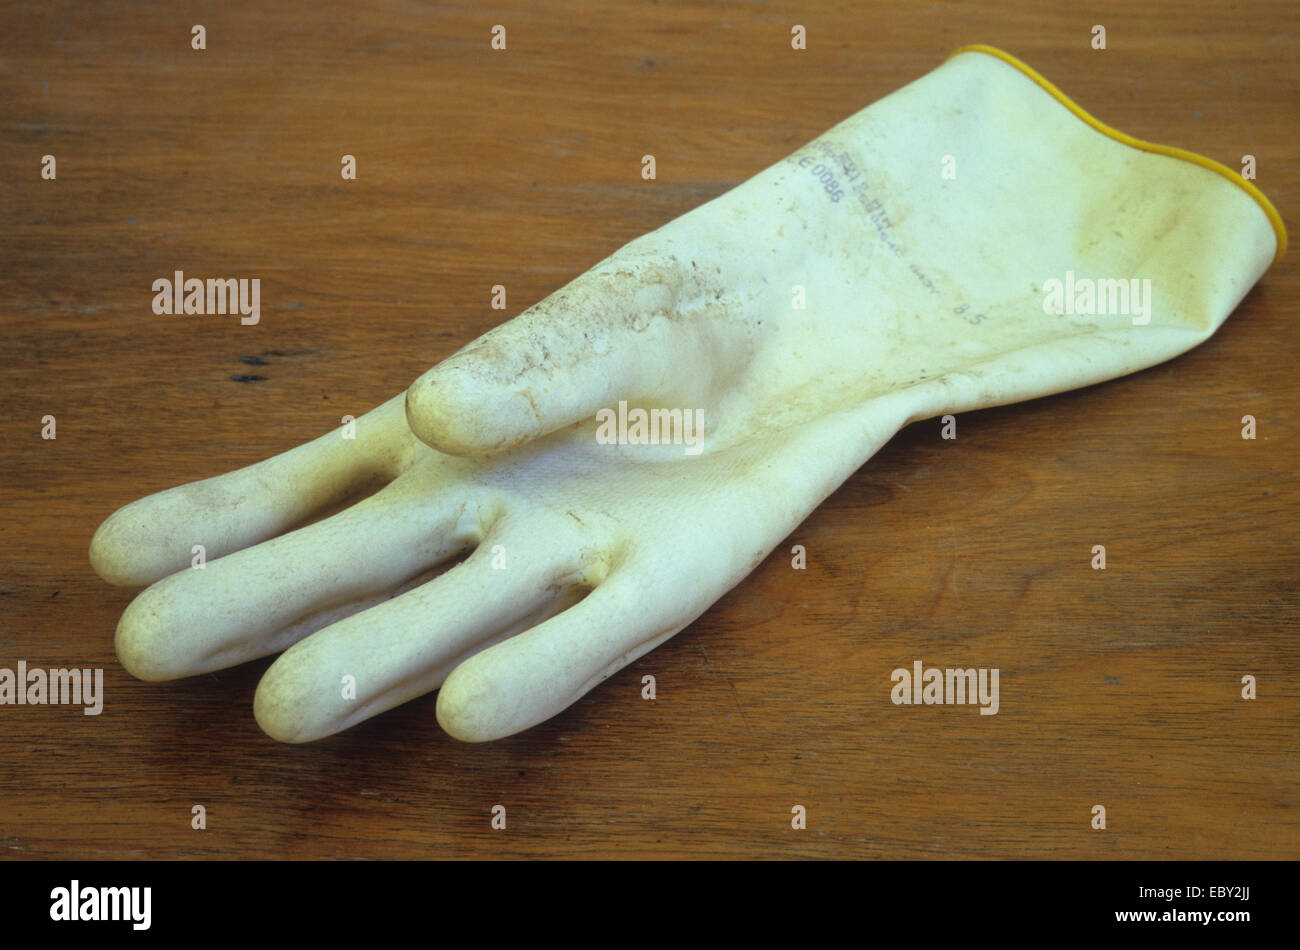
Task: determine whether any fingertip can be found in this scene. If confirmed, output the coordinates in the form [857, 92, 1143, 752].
[436, 664, 516, 743]
[89, 516, 130, 586]
[114, 587, 192, 682]
[253, 663, 323, 744]
[405, 361, 542, 457]
[89, 505, 170, 588]
[404, 365, 478, 455]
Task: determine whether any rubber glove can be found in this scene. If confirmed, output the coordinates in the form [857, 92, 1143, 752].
[90, 46, 1284, 742]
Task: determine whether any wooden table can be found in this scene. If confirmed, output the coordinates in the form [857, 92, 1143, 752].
[1, 0, 1296, 859]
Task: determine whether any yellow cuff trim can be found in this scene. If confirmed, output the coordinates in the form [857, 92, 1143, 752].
[950, 43, 1287, 264]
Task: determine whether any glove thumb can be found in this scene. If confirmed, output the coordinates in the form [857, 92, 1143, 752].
[405, 261, 726, 455]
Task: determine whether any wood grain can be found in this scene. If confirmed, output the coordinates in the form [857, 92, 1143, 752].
[0, 0, 1296, 859]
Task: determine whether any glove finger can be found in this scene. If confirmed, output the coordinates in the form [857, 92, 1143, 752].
[90, 393, 416, 587]
[436, 568, 690, 742]
[404, 258, 728, 456]
[113, 472, 483, 681]
[252, 515, 597, 742]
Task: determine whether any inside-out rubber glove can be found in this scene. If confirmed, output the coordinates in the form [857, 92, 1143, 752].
[90, 46, 1284, 742]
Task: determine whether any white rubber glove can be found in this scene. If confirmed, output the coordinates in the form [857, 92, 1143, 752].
[90, 46, 1283, 742]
